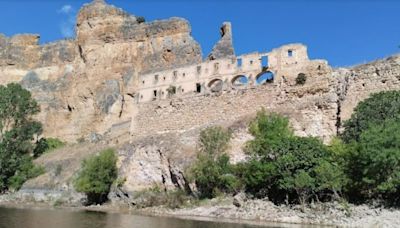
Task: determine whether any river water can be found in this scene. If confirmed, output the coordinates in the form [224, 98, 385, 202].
[0, 207, 287, 228]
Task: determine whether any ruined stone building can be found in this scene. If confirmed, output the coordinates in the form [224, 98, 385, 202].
[0, 0, 399, 144]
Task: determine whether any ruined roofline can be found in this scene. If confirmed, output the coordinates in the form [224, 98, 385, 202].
[140, 42, 313, 76]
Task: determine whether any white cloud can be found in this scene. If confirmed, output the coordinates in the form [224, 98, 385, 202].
[57, 5, 76, 38]
[58, 5, 72, 14]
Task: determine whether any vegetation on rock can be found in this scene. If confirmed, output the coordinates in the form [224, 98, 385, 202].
[189, 126, 241, 198]
[296, 73, 307, 85]
[33, 138, 65, 158]
[189, 90, 400, 207]
[74, 148, 118, 204]
[341, 90, 400, 143]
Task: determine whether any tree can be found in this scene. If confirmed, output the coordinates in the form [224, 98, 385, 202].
[0, 83, 43, 191]
[341, 90, 400, 143]
[198, 126, 232, 156]
[345, 119, 400, 204]
[74, 149, 118, 204]
[243, 111, 345, 204]
[190, 126, 240, 198]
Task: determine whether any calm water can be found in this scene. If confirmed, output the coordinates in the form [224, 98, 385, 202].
[0, 207, 286, 228]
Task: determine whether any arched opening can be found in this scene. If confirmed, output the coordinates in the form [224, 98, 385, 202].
[208, 79, 223, 92]
[256, 71, 274, 85]
[231, 75, 248, 87]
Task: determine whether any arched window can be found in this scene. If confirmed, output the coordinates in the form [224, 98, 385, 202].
[208, 79, 223, 92]
[256, 71, 274, 85]
[231, 75, 248, 87]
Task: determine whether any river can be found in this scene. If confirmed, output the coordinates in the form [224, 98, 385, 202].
[0, 207, 288, 228]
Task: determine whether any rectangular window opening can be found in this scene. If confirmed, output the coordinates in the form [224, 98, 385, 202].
[196, 83, 201, 93]
[288, 50, 293, 57]
[237, 58, 242, 68]
[261, 56, 269, 68]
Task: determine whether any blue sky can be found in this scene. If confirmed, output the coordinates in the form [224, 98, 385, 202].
[0, 0, 399, 67]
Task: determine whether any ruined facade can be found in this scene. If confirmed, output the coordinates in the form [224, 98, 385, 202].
[0, 0, 399, 144]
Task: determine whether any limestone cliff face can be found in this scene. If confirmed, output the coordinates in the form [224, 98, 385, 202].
[0, 0, 202, 142]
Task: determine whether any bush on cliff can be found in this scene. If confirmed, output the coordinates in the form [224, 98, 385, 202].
[33, 137, 65, 158]
[0, 83, 44, 192]
[341, 90, 400, 143]
[74, 148, 118, 204]
[242, 111, 345, 204]
[344, 118, 400, 204]
[190, 126, 241, 198]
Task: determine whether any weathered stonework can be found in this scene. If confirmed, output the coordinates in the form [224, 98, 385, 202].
[0, 0, 399, 146]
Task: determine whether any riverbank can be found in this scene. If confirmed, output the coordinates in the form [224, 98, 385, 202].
[1, 193, 399, 227]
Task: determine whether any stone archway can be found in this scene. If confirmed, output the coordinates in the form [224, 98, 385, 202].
[208, 78, 223, 92]
[256, 71, 274, 85]
[231, 75, 248, 87]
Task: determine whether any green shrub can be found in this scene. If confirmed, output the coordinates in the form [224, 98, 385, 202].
[341, 90, 400, 143]
[198, 126, 232, 156]
[296, 73, 307, 85]
[7, 156, 45, 191]
[33, 138, 65, 158]
[190, 126, 241, 198]
[191, 153, 241, 198]
[243, 111, 345, 204]
[345, 119, 400, 204]
[246, 110, 293, 156]
[74, 149, 118, 204]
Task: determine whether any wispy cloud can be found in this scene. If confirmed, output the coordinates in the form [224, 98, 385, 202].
[58, 5, 73, 14]
[58, 5, 76, 38]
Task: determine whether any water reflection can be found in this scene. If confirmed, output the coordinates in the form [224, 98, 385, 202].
[0, 207, 274, 228]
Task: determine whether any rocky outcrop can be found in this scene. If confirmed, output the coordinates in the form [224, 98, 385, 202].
[0, 0, 203, 142]
[207, 22, 235, 60]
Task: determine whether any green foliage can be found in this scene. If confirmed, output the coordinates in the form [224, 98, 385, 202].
[198, 126, 232, 156]
[296, 73, 307, 85]
[243, 111, 345, 204]
[0, 83, 44, 192]
[74, 149, 118, 204]
[190, 126, 240, 198]
[341, 90, 400, 143]
[33, 138, 65, 158]
[191, 153, 241, 198]
[7, 156, 45, 190]
[345, 119, 400, 203]
[246, 110, 293, 157]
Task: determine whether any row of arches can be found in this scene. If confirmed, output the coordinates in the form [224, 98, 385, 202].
[207, 71, 275, 91]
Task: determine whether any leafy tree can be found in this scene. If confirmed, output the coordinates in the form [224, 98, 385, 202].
[345, 119, 400, 204]
[190, 126, 240, 198]
[243, 111, 345, 204]
[198, 126, 232, 156]
[341, 90, 400, 143]
[0, 83, 43, 192]
[246, 110, 293, 157]
[74, 149, 118, 204]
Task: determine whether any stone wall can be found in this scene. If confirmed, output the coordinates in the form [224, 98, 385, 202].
[134, 69, 338, 143]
